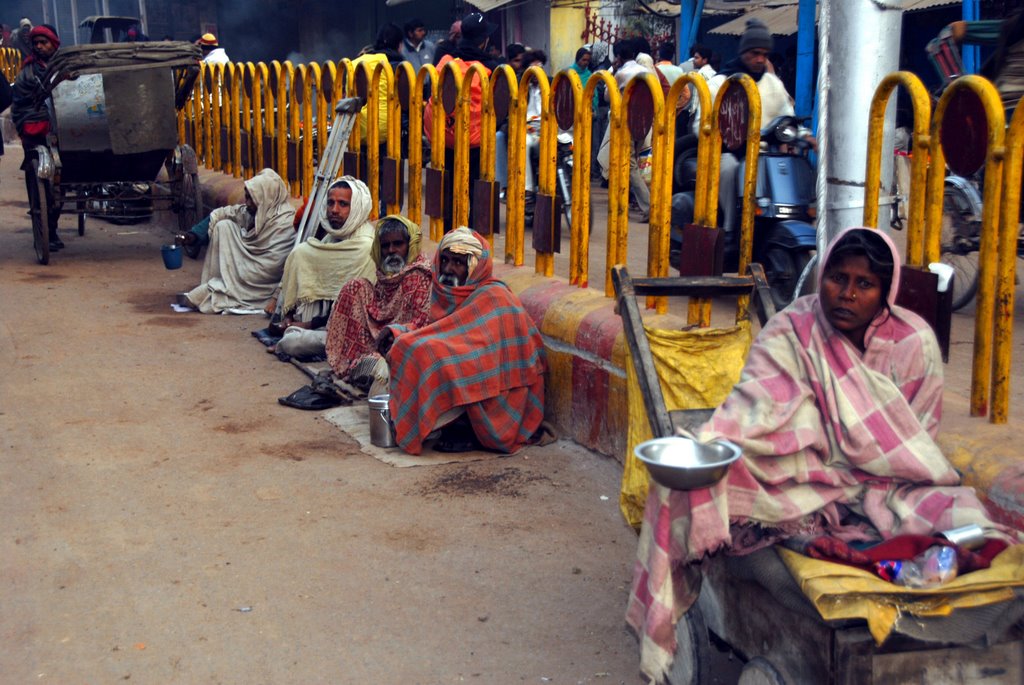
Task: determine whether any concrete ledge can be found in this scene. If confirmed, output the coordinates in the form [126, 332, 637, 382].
[198, 168, 1024, 530]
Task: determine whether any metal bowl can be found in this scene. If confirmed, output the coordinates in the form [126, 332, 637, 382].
[634, 436, 742, 491]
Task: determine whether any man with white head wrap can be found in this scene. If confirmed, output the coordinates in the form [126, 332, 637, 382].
[380, 227, 546, 454]
[271, 176, 377, 357]
[180, 168, 295, 314]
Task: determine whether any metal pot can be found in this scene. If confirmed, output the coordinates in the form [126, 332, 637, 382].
[368, 394, 396, 448]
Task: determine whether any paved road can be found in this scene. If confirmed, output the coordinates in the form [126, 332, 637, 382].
[0, 152, 642, 683]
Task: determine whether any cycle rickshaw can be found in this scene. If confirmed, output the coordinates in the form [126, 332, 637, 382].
[26, 41, 202, 264]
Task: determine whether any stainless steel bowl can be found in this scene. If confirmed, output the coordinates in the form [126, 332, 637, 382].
[634, 436, 742, 491]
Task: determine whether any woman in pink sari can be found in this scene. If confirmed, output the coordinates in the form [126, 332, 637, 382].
[627, 227, 1012, 682]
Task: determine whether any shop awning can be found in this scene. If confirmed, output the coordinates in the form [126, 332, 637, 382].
[709, 0, 961, 37]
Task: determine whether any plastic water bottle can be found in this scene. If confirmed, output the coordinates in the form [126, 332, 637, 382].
[875, 546, 958, 589]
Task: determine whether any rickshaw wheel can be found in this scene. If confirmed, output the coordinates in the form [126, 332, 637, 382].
[77, 201, 86, 236]
[177, 170, 201, 234]
[666, 604, 709, 685]
[31, 160, 50, 265]
[738, 656, 786, 685]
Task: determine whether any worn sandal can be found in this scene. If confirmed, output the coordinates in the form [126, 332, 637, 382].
[277, 385, 342, 410]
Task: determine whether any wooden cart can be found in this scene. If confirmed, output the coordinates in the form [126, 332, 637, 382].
[612, 265, 1024, 684]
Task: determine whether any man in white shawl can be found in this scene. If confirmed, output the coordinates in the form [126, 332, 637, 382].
[271, 176, 377, 356]
[180, 168, 295, 314]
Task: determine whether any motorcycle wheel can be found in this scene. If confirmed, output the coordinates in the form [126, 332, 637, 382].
[764, 248, 813, 310]
[940, 187, 980, 311]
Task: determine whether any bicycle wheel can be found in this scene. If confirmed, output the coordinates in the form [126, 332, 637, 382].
[31, 159, 50, 265]
[940, 187, 980, 311]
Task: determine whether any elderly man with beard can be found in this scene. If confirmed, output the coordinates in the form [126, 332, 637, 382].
[269, 176, 376, 358]
[323, 215, 431, 397]
[178, 168, 295, 314]
[379, 227, 546, 454]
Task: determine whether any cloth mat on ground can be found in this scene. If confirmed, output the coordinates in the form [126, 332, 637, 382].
[322, 404, 504, 467]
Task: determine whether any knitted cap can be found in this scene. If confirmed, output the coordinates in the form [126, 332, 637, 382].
[738, 18, 772, 54]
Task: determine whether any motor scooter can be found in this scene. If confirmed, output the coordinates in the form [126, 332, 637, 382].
[526, 130, 591, 239]
[671, 116, 818, 308]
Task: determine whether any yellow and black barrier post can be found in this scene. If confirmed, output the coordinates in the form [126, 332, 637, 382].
[582, 71, 621, 292]
[495, 64, 523, 264]
[863, 72, 931, 264]
[992, 102, 1024, 423]
[926, 76, 1005, 418]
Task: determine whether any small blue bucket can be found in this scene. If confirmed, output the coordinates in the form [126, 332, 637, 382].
[161, 244, 183, 270]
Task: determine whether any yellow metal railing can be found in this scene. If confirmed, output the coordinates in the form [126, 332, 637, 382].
[994, 104, 1024, 424]
[1, 47, 19, 81]
[863, 71, 932, 265]
[934, 77, 1005, 420]
[863, 72, 1020, 423]
[179, 58, 767, 318]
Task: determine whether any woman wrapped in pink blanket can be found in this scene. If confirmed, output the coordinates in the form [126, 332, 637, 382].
[626, 227, 1017, 682]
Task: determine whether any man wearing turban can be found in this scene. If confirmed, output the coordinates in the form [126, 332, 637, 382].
[380, 227, 546, 454]
[323, 214, 432, 397]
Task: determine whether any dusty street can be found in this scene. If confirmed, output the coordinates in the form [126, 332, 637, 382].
[0, 153, 642, 683]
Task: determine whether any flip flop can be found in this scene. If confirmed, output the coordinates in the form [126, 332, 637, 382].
[277, 385, 342, 410]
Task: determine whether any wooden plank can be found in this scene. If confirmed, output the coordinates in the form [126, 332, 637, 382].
[424, 167, 445, 218]
[342, 150, 363, 183]
[611, 265, 674, 438]
[897, 266, 950, 363]
[532, 192, 561, 253]
[382, 156, 403, 207]
[872, 640, 1022, 684]
[287, 140, 299, 182]
[472, 179, 500, 235]
[679, 223, 724, 276]
[748, 262, 778, 326]
[630, 275, 754, 298]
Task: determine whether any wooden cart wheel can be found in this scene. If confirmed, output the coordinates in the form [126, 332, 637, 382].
[738, 656, 786, 685]
[177, 171, 201, 234]
[31, 159, 50, 265]
[176, 145, 202, 234]
[667, 605, 709, 685]
[77, 201, 86, 236]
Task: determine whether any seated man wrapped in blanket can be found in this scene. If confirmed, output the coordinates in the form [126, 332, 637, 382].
[271, 176, 377, 356]
[180, 168, 295, 314]
[322, 214, 432, 397]
[626, 227, 1019, 683]
[380, 227, 546, 454]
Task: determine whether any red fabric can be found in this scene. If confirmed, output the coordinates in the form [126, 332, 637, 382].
[21, 120, 49, 137]
[386, 232, 545, 455]
[293, 196, 308, 230]
[324, 253, 432, 379]
[804, 533, 1007, 575]
[424, 55, 490, 148]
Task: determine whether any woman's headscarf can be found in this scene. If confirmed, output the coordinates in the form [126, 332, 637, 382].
[818, 226, 902, 308]
[370, 214, 422, 268]
[317, 176, 372, 241]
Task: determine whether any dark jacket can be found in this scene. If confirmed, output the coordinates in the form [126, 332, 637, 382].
[450, 41, 501, 71]
[11, 59, 50, 133]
